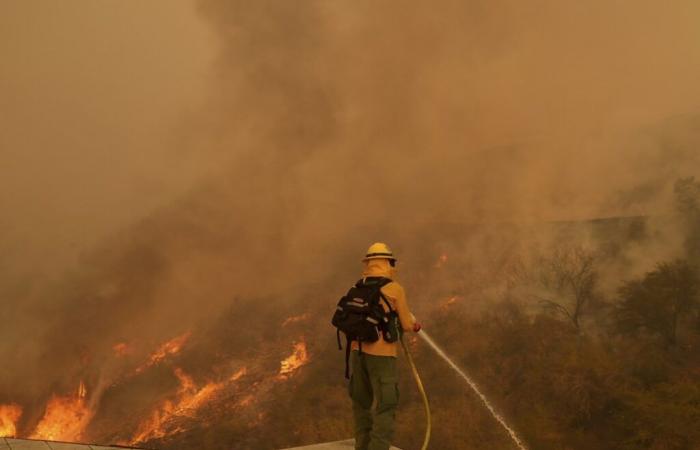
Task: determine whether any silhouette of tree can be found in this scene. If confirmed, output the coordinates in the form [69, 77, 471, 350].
[535, 246, 601, 331]
[674, 177, 700, 264]
[615, 260, 699, 346]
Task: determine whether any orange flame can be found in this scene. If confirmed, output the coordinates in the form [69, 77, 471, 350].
[278, 341, 309, 378]
[237, 395, 255, 408]
[281, 313, 310, 327]
[129, 401, 176, 443]
[229, 367, 247, 382]
[135, 332, 191, 373]
[171, 369, 223, 412]
[0, 404, 22, 437]
[130, 366, 241, 444]
[112, 342, 131, 357]
[440, 295, 460, 311]
[147, 332, 191, 365]
[30, 381, 92, 442]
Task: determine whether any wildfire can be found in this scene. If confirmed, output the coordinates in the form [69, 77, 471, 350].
[446, 295, 458, 306]
[172, 368, 224, 413]
[135, 331, 191, 373]
[0, 403, 22, 437]
[278, 341, 309, 378]
[281, 313, 310, 327]
[130, 401, 177, 443]
[229, 367, 247, 382]
[408, 335, 420, 352]
[30, 381, 92, 442]
[237, 395, 255, 408]
[112, 342, 131, 357]
[130, 367, 234, 444]
[435, 253, 449, 269]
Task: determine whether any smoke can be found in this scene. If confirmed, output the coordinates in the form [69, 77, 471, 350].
[2, 0, 700, 440]
[0, 0, 218, 280]
[185, 0, 700, 288]
[190, 0, 700, 274]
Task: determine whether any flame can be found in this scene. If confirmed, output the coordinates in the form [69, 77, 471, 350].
[112, 342, 131, 357]
[171, 369, 224, 412]
[30, 381, 92, 442]
[0, 404, 22, 437]
[281, 313, 310, 327]
[408, 334, 420, 352]
[435, 253, 449, 269]
[444, 295, 458, 306]
[146, 332, 191, 365]
[229, 367, 247, 382]
[135, 332, 191, 373]
[237, 395, 255, 408]
[129, 400, 176, 443]
[278, 341, 309, 378]
[130, 366, 240, 444]
[249, 411, 266, 427]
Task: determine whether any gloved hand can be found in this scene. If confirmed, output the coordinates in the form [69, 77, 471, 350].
[413, 322, 422, 333]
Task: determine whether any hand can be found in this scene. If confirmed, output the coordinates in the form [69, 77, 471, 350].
[412, 322, 422, 333]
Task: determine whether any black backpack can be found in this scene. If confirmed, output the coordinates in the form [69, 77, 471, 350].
[331, 276, 400, 378]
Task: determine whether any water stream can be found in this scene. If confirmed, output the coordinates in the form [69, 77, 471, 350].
[418, 331, 528, 450]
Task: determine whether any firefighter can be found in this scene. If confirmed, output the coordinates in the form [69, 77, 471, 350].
[348, 243, 421, 450]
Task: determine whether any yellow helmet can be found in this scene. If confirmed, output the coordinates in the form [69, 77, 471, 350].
[363, 242, 396, 262]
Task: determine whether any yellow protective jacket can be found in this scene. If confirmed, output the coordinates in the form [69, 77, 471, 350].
[350, 258, 416, 357]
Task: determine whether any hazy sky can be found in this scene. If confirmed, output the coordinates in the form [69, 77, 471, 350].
[2, 0, 700, 290]
[1, 0, 217, 278]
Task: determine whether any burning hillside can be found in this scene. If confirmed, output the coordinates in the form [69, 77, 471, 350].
[2, 0, 700, 449]
[1, 212, 699, 450]
[0, 318, 315, 448]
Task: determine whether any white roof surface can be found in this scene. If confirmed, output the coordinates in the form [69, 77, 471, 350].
[1, 437, 401, 450]
[281, 439, 401, 450]
[0, 438, 144, 450]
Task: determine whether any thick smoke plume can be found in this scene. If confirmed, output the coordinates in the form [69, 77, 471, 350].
[189, 0, 700, 289]
[2, 0, 700, 443]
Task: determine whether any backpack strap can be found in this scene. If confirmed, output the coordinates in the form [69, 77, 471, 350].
[344, 335, 352, 379]
[378, 290, 394, 313]
[355, 276, 392, 288]
[356, 277, 395, 311]
[344, 338, 363, 380]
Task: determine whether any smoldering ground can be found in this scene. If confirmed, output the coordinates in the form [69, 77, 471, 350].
[1, 0, 700, 443]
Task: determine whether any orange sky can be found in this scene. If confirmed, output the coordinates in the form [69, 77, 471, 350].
[2, 0, 700, 282]
[0, 0, 216, 278]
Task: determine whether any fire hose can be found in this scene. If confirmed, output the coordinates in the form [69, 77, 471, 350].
[400, 333, 431, 450]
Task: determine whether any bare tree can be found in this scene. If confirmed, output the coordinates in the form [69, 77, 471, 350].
[535, 246, 600, 331]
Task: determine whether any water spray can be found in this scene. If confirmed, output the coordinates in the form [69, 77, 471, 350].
[418, 331, 528, 450]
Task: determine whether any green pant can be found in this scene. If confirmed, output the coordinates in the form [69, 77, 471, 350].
[348, 350, 399, 450]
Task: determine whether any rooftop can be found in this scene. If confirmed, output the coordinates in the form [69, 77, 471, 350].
[1, 438, 401, 450]
[281, 439, 401, 450]
[0, 438, 144, 450]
